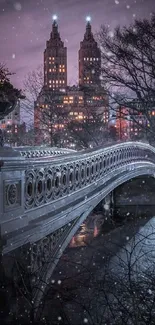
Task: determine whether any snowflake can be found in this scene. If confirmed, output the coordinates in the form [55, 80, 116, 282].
[14, 2, 22, 11]
[126, 5, 130, 9]
[115, 0, 119, 4]
[126, 236, 129, 241]
[148, 289, 152, 295]
[58, 316, 62, 321]
[103, 203, 109, 211]
[108, 31, 114, 38]
[107, 51, 113, 57]
[12, 54, 16, 59]
[133, 13, 136, 17]
[84, 318, 88, 323]
[58, 280, 61, 285]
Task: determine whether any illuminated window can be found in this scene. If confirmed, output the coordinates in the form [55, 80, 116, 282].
[49, 85, 52, 88]
[84, 58, 86, 61]
[62, 80, 65, 84]
[59, 69, 62, 72]
[59, 80, 61, 84]
[62, 69, 65, 72]
[56, 80, 58, 84]
[49, 69, 52, 72]
[49, 80, 52, 83]
[90, 58, 92, 61]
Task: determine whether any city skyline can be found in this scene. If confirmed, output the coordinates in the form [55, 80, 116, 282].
[0, 0, 155, 88]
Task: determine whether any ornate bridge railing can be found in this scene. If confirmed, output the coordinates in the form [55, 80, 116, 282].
[1, 141, 155, 254]
[13, 146, 76, 158]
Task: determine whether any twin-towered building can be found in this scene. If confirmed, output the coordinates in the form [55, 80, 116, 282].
[34, 16, 109, 147]
[44, 15, 101, 91]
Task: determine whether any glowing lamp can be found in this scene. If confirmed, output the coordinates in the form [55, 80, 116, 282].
[86, 16, 91, 22]
[52, 14, 58, 21]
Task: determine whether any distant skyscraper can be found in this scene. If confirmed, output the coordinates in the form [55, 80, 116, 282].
[44, 16, 67, 91]
[79, 17, 101, 88]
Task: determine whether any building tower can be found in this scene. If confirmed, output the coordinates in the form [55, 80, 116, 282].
[44, 15, 67, 91]
[79, 17, 101, 88]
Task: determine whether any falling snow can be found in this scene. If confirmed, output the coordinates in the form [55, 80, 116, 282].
[14, 2, 22, 11]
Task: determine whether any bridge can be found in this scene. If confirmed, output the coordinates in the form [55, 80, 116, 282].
[0, 141, 155, 314]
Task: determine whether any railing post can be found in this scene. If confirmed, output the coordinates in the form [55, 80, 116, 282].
[0, 147, 26, 241]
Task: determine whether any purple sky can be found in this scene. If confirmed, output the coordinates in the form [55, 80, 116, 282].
[0, 0, 154, 90]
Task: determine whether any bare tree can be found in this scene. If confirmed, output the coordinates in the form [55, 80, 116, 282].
[97, 14, 155, 143]
[67, 85, 109, 149]
[23, 66, 69, 147]
[67, 105, 108, 149]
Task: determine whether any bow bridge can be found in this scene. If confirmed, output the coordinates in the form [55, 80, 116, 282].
[0, 141, 155, 311]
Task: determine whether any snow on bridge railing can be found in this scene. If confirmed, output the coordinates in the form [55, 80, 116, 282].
[13, 146, 76, 158]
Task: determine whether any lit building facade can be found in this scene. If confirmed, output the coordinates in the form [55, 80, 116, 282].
[79, 17, 101, 88]
[44, 16, 67, 91]
[34, 16, 109, 147]
[115, 105, 149, 141]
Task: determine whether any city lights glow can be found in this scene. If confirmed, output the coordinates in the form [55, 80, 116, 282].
[86, 16, 91, 22]
[52, 14, 58, 21]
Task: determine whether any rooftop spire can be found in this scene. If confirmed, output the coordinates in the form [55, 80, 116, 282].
[85, 16, 92, 40]
[51, 14, 59, 38]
